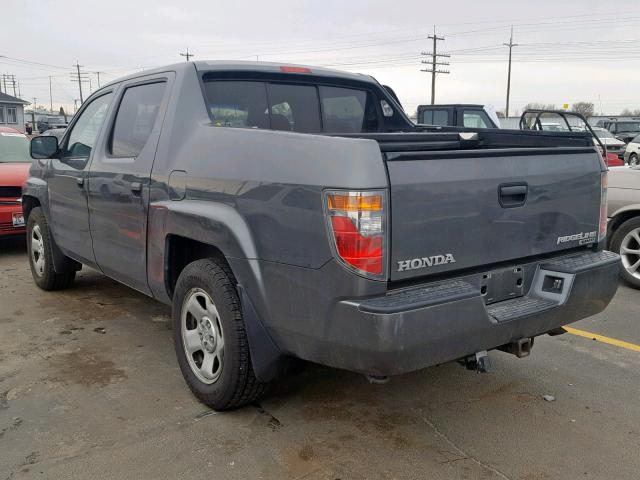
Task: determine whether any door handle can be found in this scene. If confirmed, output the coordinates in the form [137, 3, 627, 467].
[130, 181, 142, 194]
[76, 177, 84, 187]
[498, 183, 528, 208]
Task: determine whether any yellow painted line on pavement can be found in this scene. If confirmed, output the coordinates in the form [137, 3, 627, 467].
[564, 326, 640, 353]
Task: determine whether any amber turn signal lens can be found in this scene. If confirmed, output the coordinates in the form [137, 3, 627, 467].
[327, 194, 383, 212]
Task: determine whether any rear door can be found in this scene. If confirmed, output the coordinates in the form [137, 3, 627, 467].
[88, 75, 171, 293]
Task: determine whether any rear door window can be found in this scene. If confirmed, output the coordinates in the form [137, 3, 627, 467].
[319, 86, 378, 133]
[205, 81, 269, 129]
[267, 83, 321, 133]
[110, 82, 166, 157]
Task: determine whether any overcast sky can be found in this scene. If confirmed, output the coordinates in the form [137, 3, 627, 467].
[3, 0, 640, 116]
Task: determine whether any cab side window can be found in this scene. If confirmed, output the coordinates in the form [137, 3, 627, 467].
[110, 82, 166, 157]
[63, 93, 113, 160]
[462, 110, 492, 128]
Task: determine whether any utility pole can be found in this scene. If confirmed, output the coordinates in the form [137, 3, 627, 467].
[71, 61, 87, 104]
[180, 48, 194, 61]
[94, 71, 103, 88]
[49, 76, 53, 112]
[32, 97, 37, 128]
[1, 74, 6, 94]
[504, 26, 518, 118]
[9, 74, 17, 97]
[421, 26, 450, 105]
[74, 99, 79, 113]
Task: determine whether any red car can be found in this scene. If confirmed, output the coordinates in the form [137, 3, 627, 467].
[0, 127, 31, 237]
[606, 151, 624, 167]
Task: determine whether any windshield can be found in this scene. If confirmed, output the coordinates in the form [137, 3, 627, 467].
[616, 122, 640, 132]
[0, 133, 31, 163]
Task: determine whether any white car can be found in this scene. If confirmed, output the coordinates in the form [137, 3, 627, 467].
[624, 134, 640, 165]
[592, 127, 626, 157]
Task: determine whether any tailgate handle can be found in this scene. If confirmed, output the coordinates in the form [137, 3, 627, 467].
[499, 183, 528, 208]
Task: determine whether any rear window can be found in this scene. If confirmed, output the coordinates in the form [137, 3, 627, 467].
[319, 86, 378, 133]
[420, 109, 448, 126]
[203, 79, 379, 134]
[206, 81, 269, 129]
[268, 83, 321, 133]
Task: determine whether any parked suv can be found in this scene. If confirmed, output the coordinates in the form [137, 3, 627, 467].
[23, 61, 619, 410]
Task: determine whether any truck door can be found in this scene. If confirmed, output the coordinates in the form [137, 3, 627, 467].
[47, 91, 114, 267]
[87, 76, 170, 294]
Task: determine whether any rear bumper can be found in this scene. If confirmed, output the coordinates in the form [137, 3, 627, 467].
[277, 250, 620, 376]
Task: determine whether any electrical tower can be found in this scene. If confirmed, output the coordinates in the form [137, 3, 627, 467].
[180, 48, 194, 61]
[421, 26, 450, 105]
[504, 26, 518, 118]
[70, 61, 89, 104]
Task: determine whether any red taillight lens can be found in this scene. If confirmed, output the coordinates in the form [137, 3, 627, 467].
[598, 171, 608, 243]
[325, 191, 386, 278]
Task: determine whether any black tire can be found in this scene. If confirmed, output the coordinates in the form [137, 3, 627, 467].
[26, 207, 76, 291]
[610, 216, 640, 289]
[172, 258, 268, 410]
[629, 153, 638, 166]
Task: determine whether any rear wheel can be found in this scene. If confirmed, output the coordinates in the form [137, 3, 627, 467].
[629, 153, 638, 166]
[172, 258, 268, 410]
[610, 217, 640, 289]
[26, 207, 76, 291]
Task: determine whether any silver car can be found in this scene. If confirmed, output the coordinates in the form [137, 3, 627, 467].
[608, 165, 640, 288]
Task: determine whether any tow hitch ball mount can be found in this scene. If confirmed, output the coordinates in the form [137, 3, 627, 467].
[460, 337, 534, 373]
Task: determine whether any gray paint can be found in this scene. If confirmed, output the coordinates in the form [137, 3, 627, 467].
[22, 61, 618, 378]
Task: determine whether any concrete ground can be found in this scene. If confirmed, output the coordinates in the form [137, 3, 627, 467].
[1, 236, 639, 480]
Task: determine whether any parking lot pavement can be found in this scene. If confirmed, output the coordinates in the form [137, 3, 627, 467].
[1, 237, 639, 480]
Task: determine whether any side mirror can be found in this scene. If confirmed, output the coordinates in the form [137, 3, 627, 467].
[30, 136, 58, 159]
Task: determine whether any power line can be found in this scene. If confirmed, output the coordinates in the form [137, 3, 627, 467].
[420, 26, 450, 105]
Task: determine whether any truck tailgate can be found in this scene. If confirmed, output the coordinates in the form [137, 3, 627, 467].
[386, 147, 603, 281]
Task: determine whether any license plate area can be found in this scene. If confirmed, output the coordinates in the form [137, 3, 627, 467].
[481, 266, 524, 305]
[12, 212, 25, 227]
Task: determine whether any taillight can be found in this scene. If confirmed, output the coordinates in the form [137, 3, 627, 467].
[598, 171, 608, 243]
[325, 190, 386, 279]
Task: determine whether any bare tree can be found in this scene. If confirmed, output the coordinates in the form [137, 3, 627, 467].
[621, 108, 640, 116]
[571, 102, 595, 118]
[524, 102, 557, 111]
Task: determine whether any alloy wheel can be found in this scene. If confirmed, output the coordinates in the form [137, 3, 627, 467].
[181, 288, 225, 384]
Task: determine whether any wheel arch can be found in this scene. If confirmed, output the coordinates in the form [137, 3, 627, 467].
[608, 206, 640, 248]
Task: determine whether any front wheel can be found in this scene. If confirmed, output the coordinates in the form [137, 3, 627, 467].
[610, 217, 640, 289]
[629, 153, 638, 166]
[172, 258, 268, 410]
[26, 207, 76, 290]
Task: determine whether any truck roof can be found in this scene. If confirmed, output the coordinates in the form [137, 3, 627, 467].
[418, 104, 485, 109]
[100, 60, 376, 90]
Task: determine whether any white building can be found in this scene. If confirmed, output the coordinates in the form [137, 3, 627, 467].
[0, 92, 29, 133]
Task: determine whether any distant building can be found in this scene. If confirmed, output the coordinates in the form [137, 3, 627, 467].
[0, 92, 29, 133]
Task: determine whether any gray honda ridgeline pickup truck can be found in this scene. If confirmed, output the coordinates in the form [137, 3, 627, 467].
[24, 61, 619, 410]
